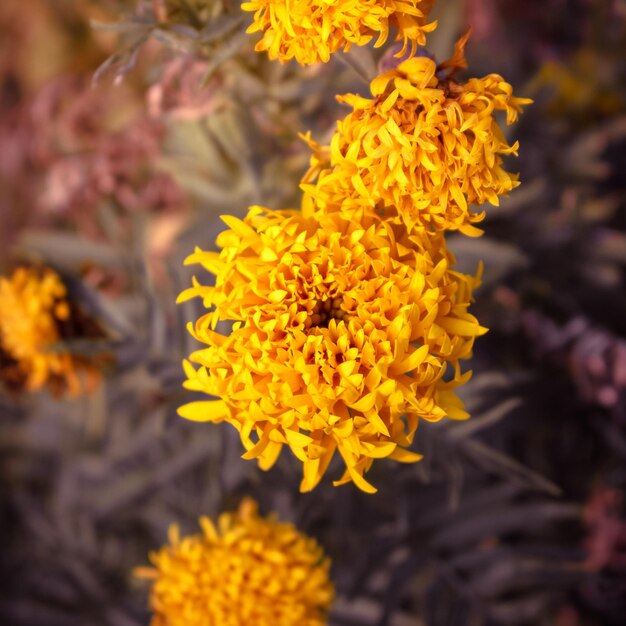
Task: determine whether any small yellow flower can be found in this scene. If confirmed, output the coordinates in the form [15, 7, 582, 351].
[532, 50, 623, 120]
[302, 36, 532, 236]
[241, 0, 437, 65]
[136, 498, 334, 626]
[0, 267, 82, 394]
[178, 207, 485, 492]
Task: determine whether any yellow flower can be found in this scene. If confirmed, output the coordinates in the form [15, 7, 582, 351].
[302, 36, 532, 235]
[178, 207, 485, 492]
[531, 50, 624, 120]
[136, 498, 334, 626]
[241, 0, 437, 65]
[0, 267, 82, 394]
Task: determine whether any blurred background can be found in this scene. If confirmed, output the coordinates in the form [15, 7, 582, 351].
[1, 1, 625, 625]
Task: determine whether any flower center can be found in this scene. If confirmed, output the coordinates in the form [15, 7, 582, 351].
[309, 297, 345, 329]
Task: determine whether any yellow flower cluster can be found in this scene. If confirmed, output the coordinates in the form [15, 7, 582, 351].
[302, 48, 532, 235]
[179, 28, 529, 491]
[163, 12, 531, 625]
[241, 0, 436, 65]
[136, 498, 334, 626]
[179, 207, 484, 492]
[0, 267, 81, 395]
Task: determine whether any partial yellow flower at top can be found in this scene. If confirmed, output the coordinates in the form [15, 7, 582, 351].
[135, 498, 334, 626]
[241, 0, 437, 65]
[0, 267, 102, 395]
[302, 34, 532, 236]
[178, 207, 485, 492]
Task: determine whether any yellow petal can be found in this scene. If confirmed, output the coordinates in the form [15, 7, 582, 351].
[178, 400, 228, 422]
[388, 448, 423, 463]
[285, 429, 314, 448]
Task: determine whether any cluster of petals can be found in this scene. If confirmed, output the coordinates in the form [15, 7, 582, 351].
[302, 45, 532, 236]
[0, 267, 82, 394]
[178, 207, 485, 492]
[241, 0, 436, 65]
[136, 498, 334, 626]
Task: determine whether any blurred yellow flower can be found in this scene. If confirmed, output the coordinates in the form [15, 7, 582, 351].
[136, 498, 334, 626]
[302, 37, 532, 236]
[178, 207, 485, 492]
[0, 267, 82, 395]
[531, 49, 624, 120]
[241, 0, 437, 65]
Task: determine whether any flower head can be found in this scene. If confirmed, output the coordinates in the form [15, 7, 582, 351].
[302, 35, 532, 235]
[178, 207, 485, 492]
[0, 267, 77, 394]
[241, 0, 437, 65]
[0, 267, 102, 395]
[136, 498, 334, 626]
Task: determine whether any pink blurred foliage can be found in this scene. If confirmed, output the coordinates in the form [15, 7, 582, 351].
[1, 73, 186, 241]
[583, 487, 626, 571]
[465, 0, 626, 71]
[464, 0, 500, 41]
[554, 605, 581, 626]
[147, 55, 217, 121]
[521, 310, 626, 422]
[579, 486, 626, 621]
[0, 1, 205, 257]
